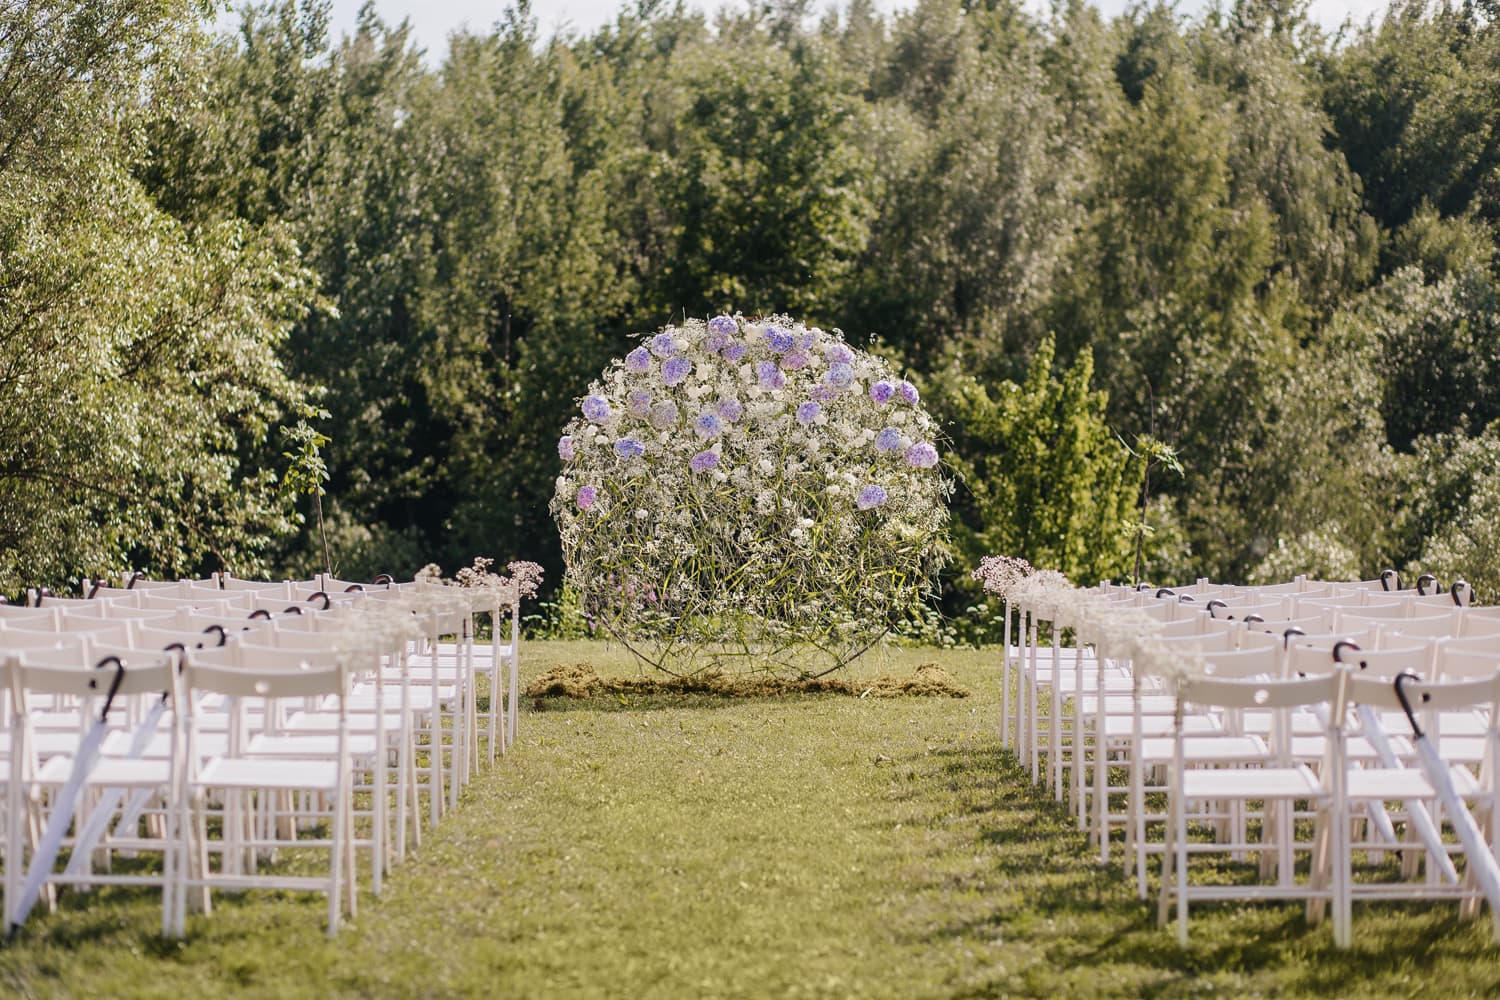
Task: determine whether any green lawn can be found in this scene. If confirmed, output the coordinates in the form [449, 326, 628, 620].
[3, 640, 1498, 998]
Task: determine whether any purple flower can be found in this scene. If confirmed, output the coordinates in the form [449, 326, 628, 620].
[650, 401, 679, 429]
[614, 437, 646, 459]
[582, 395, 611, 423]
[627, 388, 653, 416]
[809, 384, 838, 403]
[716, 398, 744, 423]
[557, 435, 575, 460]
[723, 343, 747, 362]
[756, 361, 786, 391]
[693, 412, 724, 438]
[875, 428, 902, 453]
[650, 332, 677, 358]
[708, 316, 738, 336]
[825, 342, 853, 364]
[825, 363, 854, 390]
[689, 450, 719, 473]
[796, 401, 821, 426]
[869, 380, 894, 405]
[796, 331, 815, 350]
[577, 486, 597, 510]
[856, 485, 888, 511]
[896, 380, 919, 405]
[625, 347, 651, 373]
[764, 327, 795, 353]
[706, 328, 731, 352]
[662, 356, 693, 386]
[780, 351, 809, 371]
[904, 442, 939, 468]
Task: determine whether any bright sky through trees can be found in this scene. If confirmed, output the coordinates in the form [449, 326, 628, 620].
[255, 0, 1393, 64]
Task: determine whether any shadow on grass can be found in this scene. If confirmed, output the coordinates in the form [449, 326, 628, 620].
[905, 745, 1500, 998]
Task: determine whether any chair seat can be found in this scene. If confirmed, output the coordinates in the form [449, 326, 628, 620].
[1375, 710, 1488, 737]
[1182, 765, 1324, 800]
[1346, 765, 1480, 801]
[0, 730, 86, 759]
[196, 757, 338, 792]
[285, 711, 405, 737]
[1427, 736, 1490, 764]
[247, 734, 378, 758]
[1104, 714, 1221, 738]
[102, 729, 231, 761]
[1291, 735, 1410, 762]
[1140, 735, 1269, 764]
[1243, 711, 1326, 736]
[36, 755, 171, 787]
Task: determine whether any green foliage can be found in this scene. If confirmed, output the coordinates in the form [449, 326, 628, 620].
[0, 0, 315, 594]
[16, 0, 1500, 600]
[935, 336, 1143, 601]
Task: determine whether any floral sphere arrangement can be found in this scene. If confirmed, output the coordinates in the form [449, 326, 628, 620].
[550, 314, 949, 677]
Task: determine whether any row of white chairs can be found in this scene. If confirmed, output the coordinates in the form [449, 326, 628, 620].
[997, 572, 1500, 946]
[0, 570, 526, 937]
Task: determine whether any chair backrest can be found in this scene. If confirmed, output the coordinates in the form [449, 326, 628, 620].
[1239, 613, 1331, 636]
[1331, 642, 1435, 678]
[219, 578, 293, 595]
[52, 619, 138, 646]
[85, 586, 144, 607]
[131, 623, 236, 652]
[1158, 631, 1238, 654]
[1349, 671, 1500, 718]
[0, 628, 87, 651]
[1179, 669, 1346, 713]
[1198, 645, 1283, 680]
[1435, 645, 1500, 680]
[1372, 613, 1463, 641]
[12, 650, 176, 701]
[186, 647, 344, 700]
[138, 593, 235, 615]
[0, 605, 62, 629]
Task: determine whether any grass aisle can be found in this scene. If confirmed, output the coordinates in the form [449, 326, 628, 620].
[3, 641, 1498, 997]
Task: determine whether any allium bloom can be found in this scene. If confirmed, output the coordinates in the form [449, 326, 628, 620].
[693, 412, 724, 439]
[716, 398, 744, 423]
[582, 395, 611, 423]
[614, 438, 646, 459]
[576, 485, 597, 510]
[650, 332, 677, 358]
[558, 435, 575, 460]
[869, 380, 894, 405]
[627, 389, 653, 416]
[796, 402, 821, 426]
[708, 315, 738, 336]
[825, 342, 854, 365]
[857, 485, 888, 510]
[662, 356, 693, 386]
[650, 401, 679, 429]
[875, 428, 903, 453]
[896, 380, 919, 405]
[689, 450, 719, 473]
[625, 347, 651, 373]
[780, 351, 809, 371]
[826, 363, 854, 390]
[723, 343, 747, 362]
[904, 442, 939, 468]
[765, 327, 795, 354]
[756, 361, 786, 390]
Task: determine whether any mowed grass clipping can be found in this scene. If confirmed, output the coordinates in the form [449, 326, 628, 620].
[2, 639, 1499, 998]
